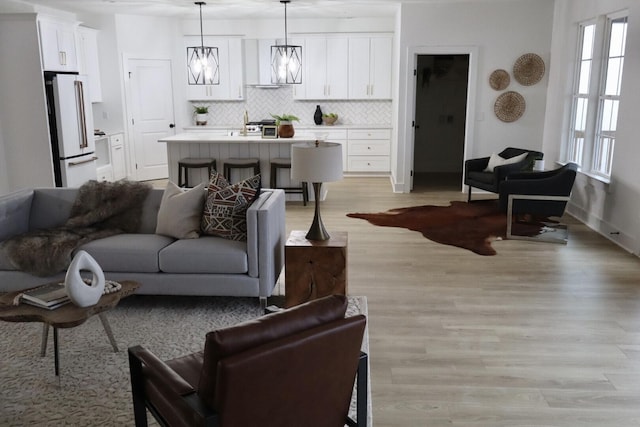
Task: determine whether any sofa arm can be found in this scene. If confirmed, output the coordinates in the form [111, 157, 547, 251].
[0, 189, 35, 242]
[246, 189, 286, 298]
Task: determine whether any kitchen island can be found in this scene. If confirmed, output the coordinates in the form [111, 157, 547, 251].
[158, 133, 327, 199]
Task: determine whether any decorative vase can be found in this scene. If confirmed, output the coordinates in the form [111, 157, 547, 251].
[195, 113, 208, 126]
[278, 121, 295, 138]
[314, 105, 323, 125]
[64, 250, 105, 307]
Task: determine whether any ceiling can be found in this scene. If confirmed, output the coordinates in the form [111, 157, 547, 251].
[7, 0, 496, 20]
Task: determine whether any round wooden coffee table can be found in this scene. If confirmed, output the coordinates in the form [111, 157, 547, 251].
[0, 280, 140, 376]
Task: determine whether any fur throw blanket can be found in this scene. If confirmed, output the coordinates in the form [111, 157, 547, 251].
[4, 180, 152, 276]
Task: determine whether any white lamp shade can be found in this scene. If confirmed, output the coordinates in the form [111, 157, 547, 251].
[291, 142, 343, 183]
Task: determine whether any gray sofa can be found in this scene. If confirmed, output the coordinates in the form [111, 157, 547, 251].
[0, 187, 286, 308]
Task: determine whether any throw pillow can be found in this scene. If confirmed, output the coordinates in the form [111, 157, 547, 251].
[201, 173, 261, 241]
[484, 152, 528, 172]
[155, 181, 206, 239]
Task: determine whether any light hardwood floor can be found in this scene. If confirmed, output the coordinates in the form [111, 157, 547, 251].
[284, 176, 640, 426]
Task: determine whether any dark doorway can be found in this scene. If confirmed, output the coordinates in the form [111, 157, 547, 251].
[412, 54, 469, 192]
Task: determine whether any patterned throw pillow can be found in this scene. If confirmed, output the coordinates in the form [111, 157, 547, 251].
[201, 173, 261, 241]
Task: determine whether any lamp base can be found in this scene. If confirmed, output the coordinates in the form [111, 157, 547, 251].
[306, 182, 330, 241]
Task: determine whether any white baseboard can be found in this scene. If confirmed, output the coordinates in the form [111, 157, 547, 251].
[566, 202, 638, 256]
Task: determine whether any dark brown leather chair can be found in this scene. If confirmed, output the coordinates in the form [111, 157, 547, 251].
[128, 295, 368, 427]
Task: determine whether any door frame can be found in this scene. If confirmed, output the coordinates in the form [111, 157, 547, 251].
[122, 54, 175, 181]
[403, 45, 478, 192]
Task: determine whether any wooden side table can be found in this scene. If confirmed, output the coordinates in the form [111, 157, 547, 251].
[285, 230, 348, 308]
[0, 280, 139, 376]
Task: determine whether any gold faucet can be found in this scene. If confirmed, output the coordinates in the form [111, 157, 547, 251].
[240, 110, 248, 136]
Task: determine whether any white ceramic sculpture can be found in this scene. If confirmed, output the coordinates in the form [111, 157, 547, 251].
[64, 250, 105, 307]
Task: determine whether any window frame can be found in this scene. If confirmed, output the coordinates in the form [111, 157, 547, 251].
[564, 10, 628, 182]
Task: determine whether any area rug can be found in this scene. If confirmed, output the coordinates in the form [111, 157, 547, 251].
[348, 200, 548, 255]
[0, 295, 369, 426]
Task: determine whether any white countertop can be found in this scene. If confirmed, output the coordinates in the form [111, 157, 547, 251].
[159, 133, 322, 143]
[182, 123, 392, 131]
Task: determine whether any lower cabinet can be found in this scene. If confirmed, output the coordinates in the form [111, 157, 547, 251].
[347, 128, 391, 172]
[110, 133, 126, 181]
[96, 165, 113, 182]
[95, 133, 126, 181]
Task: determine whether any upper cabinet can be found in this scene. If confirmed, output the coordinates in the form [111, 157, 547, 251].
[38, 17, 78, 72]
[184, 36, 245, 101]
[295, 36, 348, 100]
[76, 26, 102, 103]
[348, 36, 392, 100]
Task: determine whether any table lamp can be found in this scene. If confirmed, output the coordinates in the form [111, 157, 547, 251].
[291, 141, 343, 241]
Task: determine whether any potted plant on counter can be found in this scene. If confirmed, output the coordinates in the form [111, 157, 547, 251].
[194, 105, 209, 126]
[322, 113, 338, 126]
[271, 114, 299, 138]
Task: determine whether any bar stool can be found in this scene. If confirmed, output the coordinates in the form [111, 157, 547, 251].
[178, 157, 216, 188]
[223, 158, 261, 184]
[270, 158, 308, 206]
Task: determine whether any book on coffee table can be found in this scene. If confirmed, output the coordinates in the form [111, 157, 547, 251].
[21, 282, 70, 310]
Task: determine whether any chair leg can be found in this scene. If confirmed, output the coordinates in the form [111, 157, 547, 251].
[347, 351, 368, 427]
[356, 352, 368, 427]
[128, 346, 149, 427]
[467, 186, 472, 202]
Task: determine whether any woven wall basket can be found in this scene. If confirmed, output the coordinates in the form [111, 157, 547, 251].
[489, 69, 510, 90]
[513, 53, 545, 86]
[494, 91, 525, 122]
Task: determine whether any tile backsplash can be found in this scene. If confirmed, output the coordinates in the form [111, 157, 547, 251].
[190, 86, 392, 127]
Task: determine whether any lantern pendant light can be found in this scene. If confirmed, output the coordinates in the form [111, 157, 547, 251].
[271, 0, 302, 84]
[187, 1, 219, 85]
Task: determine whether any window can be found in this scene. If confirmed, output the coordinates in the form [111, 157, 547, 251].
[566, 13, 628, 180]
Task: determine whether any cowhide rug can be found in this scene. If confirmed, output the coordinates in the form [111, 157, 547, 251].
[347, 200, 548, 256]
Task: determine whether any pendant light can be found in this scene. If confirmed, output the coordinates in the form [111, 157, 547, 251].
[271, 0, 302, 84]
[187, 2, 219, 85]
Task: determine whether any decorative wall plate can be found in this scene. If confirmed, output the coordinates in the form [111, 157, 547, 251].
[494, 91, 526, 122]
[489, 69, 510, 90]
[513, 53, 545, 86]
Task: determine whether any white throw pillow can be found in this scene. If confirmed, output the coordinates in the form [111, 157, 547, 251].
[484, 152, 528, 172]
[155, 181, 205, 239]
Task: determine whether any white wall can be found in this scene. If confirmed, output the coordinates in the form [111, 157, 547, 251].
[77, 13, 124, 135]
[0, 118, 8, 194]
[394, 0, 555, 192]
[542, 0, 640, 254]
[0, 14, 55, 192]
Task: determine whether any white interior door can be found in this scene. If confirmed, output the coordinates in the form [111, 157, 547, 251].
[127, 58, 175, 181]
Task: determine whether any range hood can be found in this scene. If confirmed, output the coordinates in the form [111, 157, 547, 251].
[244, 39, 283, 88]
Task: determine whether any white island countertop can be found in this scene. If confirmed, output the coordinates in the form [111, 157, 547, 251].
[159, 133, 321, 144]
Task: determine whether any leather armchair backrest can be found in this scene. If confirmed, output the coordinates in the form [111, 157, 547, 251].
[215, 315, 366, 426]
[198, 295, 349, 407]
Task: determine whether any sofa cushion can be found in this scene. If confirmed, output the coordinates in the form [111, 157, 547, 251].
[159, 237, 248, 274]
[76, 234, 175, 273]
[155, 181, 205, 239]
[201, 173, 261, 242]
[0, 246, 16, 270]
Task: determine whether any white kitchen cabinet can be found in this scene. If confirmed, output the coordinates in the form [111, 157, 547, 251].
[96, 165, 114, 182]
[110, 133, 126, 180]
[348, 36, 392, 100]
[185, 36, 244, 101]
[293, 37, 347, 100]
[296, 128, 348, 170]
[76, 26, 102, 103]
[347, 128, 391, 172]
[38, 17, 78, 72]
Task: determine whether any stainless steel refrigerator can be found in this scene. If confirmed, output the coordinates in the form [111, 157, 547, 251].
[44, 72, 97, 187]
